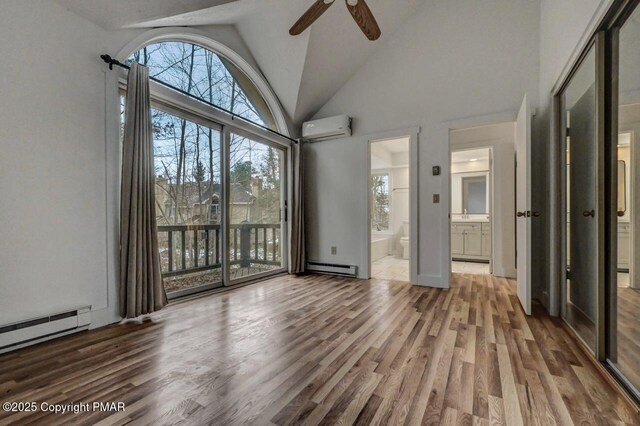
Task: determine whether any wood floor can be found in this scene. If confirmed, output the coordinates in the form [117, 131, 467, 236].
[1, 273, 639, 425]
[615, 286, 640, 391]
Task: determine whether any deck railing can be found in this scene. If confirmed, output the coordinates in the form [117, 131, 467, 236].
[157, 223, 281, 278]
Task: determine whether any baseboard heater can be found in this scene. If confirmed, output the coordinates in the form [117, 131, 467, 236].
[0, 306, 91, 354]
[306, 261, 358, 277]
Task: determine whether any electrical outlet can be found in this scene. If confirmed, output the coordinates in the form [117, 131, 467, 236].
[331, 246, 337, 255]
[433, 194, 440, 203]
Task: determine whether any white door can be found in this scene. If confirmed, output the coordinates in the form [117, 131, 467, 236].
[515, 94, 532, 315]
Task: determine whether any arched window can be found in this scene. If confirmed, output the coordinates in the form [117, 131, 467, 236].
[120, 35, 289, 298]
[126, 41, 277, 130]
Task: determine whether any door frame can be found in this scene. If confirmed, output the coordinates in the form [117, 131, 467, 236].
[365, 127, 419, 285]
[442, 111, 518, 289]
[448, 146, 494, 275]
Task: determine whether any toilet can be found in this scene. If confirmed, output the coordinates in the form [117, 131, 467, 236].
[400, 221, 410, 260]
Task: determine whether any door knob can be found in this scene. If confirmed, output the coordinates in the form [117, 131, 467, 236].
[582, 210, 595, 218]
[532, 211, 541, 218]
[517, 211, 526, 217]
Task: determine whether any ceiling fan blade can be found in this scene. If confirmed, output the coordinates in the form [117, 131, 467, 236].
[346, 0, 381, 41]
[290, 0, 335, 36]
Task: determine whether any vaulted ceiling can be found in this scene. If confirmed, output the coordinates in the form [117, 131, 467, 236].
[55, 0, 423, 125]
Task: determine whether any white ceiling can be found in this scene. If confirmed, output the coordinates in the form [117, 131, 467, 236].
[372, 137, 410, 153]
[54, 0, 424, 125]
[451, 148, 491, 164]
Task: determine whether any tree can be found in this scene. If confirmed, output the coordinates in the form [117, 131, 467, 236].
[255, 148, 281, 223]
[371, 175, 389, 231]
[231, 161, 254, 191]
[126, 41, 276, 228]
[193, 161, 207, 202]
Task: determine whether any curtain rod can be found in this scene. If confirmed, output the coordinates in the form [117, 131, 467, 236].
[100, 54, 298, 145]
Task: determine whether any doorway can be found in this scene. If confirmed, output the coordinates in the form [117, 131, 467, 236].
[447, 122, 519, 284]
[450, 148, 493, 275]
[369, 137, 411, 282]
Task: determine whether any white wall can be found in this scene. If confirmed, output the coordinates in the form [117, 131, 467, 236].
[389, 166, 410, 256]
[0, 0, 272, 328]
[0, 0, 139, 327]
[305, 0, 539, 287]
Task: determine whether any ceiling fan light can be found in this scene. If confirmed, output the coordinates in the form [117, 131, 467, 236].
[346, 0, 358, 6]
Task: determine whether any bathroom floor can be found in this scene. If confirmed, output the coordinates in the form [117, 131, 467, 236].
[451, 261, 490, 275]
[371, 256, 409, 282]
[372, 258, 492, 282]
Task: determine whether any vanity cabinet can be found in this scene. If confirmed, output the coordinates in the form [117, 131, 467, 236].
[618, 222, 630, 270]
[451, 226, 465, 255]
[464, 224, 482, 256]
[451, 222, 491, 262]
[567, 221, 630, 270]
[481, 222, 491, 257]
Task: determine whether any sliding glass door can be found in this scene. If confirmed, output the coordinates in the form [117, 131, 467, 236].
[149, 109, 288, 297]
[151, 107, 224, 298]
[227, 132, 286, 282]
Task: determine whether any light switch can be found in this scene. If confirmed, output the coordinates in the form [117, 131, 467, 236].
[433, 194, 440, 203]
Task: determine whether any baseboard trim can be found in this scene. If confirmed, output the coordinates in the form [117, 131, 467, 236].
[559, 319, 640, 415]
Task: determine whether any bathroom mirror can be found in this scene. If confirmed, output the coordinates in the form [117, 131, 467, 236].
[462, 176, 488, 214]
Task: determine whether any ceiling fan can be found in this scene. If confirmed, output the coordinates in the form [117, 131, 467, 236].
[290, 0, 381, 41]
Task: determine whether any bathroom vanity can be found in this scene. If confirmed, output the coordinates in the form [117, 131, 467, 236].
[618, 222, 630, 270]
[451, 219, 491, 262]
[450, 151, 492, 264]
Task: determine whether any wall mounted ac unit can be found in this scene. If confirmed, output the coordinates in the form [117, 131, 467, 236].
[302, 115, 352, 142]
[307, 261, 358, 277]
[0, 306, 91, 354]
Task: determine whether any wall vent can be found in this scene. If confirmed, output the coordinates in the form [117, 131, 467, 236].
[0, 306, 91, 354]
[306, 261, 358, 277]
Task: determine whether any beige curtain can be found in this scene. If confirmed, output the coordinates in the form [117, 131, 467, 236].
[290, 141, 306, 274]
[120, 63, 168, 318]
